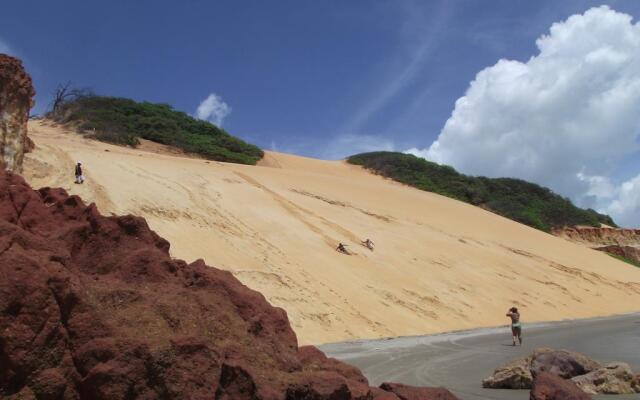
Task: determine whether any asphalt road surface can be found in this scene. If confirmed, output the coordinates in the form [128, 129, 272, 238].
[320, 314, 640, 400]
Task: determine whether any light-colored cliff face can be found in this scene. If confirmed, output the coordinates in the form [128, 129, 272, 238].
[552, 226, 640, 247]
[0, 54, 35, 173]
[552, 226, 640, 264]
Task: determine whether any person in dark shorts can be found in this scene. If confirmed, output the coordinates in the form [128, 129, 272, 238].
[506, 307, 522, 346]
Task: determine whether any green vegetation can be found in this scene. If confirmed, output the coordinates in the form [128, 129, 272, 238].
[49, 95, 263, 165]
[347, 151, 617, 232]
[608, 254, 640, 268]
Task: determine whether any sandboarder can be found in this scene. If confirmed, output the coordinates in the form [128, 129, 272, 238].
[361, 238, 375, 251]
[74, 161, 84, 184]
[506, 307, 522, 346]
[336, 243, 350, 255]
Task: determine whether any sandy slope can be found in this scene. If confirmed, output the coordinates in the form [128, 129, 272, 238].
[23, 120, 640, 345]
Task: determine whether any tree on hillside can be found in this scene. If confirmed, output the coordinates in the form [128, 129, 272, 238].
[48, 82, 93, 116]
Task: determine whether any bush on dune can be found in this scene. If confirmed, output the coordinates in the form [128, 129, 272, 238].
[49, 95, 264, 165]
[347, 151, 617, 232]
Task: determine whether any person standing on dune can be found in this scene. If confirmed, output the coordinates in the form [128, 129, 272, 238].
[506, 307, 522, 346]
[75, 161, 84, 184]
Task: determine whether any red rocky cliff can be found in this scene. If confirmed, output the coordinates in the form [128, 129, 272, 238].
[0, 170, 454, 399]
[0, 54, 35, 172]
[552, 226, 640, 264]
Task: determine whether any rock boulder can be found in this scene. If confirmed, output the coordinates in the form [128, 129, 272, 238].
[482, 355, 533, 389]
[530, 372, 591, 400]
[379, 383, 460, 400]
[571, 362, 640, 395]
[530, 348, 600, 379]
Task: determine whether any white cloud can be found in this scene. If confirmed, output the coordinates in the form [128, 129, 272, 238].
[578, 172, 640, 227]
[607, 174, 640, 227]
[195, 93, 231, 127]
[409, 6, 640, 227]
[0, 38, 12, 54]
[321, 134, 395, 160]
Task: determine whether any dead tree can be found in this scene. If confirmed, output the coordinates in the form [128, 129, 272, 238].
[48, 82, 93, 117]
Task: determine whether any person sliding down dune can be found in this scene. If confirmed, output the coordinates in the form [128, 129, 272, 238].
[336, 243, 351, 255]
[506, 307, 522, 346]
[361, 238, 375, 251]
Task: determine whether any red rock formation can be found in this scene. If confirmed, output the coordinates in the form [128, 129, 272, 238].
[552, 226, 640, 246]
[379, 383, 460, 399]
[530, 348, 600, 380]
[483, 348, 601, 390]
[0, 170, 437, 399]
[552, 226, 640, 264]
[530, 372, 591, 400]
[0, 54, 35, 172]
[595, 245, 640, 264]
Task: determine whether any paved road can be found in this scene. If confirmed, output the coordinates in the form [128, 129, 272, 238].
[321, 314, 640, 399]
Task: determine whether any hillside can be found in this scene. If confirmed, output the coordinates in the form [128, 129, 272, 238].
[47, 95, 264, 164]
[24, 120, 640, 345]
[347, 151, 616, 232]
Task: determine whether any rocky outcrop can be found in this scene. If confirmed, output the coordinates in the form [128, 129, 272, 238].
[552, 226, 640, 246]
[482, 355, 533, 389]
[571, 362, 640, 395]
[379, 383, 460, 400]
[0, 170, 439, 399]
[552, 226, 640, 264]
[0, 54, 35, 172]
[484, 348, 639, 396]
[483, 348, 599, 389]
[530, 348, 600, 379]
[596, 245, 640, 264]
[530, 372, 591, 400]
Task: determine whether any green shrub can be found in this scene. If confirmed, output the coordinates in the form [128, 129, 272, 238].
[49, 96, 263, 165]
[347, 151, 617, 231]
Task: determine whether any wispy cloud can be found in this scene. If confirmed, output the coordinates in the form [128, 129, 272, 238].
[195, 93, 231, 127]
[0, 37, 12, 55]
[340, 0, 453, 134]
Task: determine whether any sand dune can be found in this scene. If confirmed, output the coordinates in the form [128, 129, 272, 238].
[23, 120, 640, 345]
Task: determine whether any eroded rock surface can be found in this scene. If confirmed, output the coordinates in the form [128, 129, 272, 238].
[530, 348, 600, 379]
[482, 355, 533, 389]
[571, 362, 640, 395]
[379, 383, 460, 400]
[530, 372, 591, 400]
[553, 226, 640, 264]
[485, 348, 639, 396]
[0, 170, 439, 399]
[0, 54, 35, 172]
[484, 348, 600, 390]
[596, 245, 640, 264]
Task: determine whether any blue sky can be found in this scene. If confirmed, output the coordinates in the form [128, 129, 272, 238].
[2, 1, 640, 225]
[1, 0, 634, 156]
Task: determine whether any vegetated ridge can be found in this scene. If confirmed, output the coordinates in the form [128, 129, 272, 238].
[47, 95, 264, 165]
[348, 151, 615, 232]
